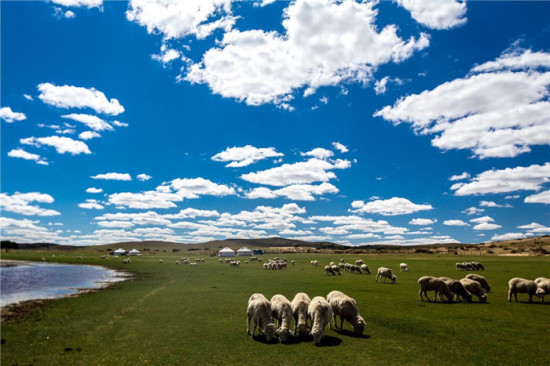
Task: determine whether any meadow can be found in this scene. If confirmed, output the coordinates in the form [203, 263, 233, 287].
[1, 250, 549, 365]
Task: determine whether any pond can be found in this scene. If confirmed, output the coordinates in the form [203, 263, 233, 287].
[0, 261, 128, 307]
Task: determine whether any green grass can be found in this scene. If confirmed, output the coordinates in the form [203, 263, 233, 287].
[1, 251, 549, 365]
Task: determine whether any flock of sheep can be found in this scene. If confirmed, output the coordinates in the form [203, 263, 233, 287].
[247, 290, 365, 345]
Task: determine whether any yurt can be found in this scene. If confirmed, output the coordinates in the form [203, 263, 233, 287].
[218, 247, 235, 257]
[113, 248, 127, 256]
[237, 247, 252, 256]
[128, 249, 140, 256]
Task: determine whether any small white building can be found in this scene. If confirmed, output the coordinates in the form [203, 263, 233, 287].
[113, 248, 127, 256]
[128, 249, 140, 256]
[237, 247, 252, 256]
[218, 247, 235, 257]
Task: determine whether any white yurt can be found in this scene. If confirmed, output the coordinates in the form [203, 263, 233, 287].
[218, 247, 235, 257]
[237, 247, 252, 256]
[113, 248, 126, 256]
[128, 249, 140, 256]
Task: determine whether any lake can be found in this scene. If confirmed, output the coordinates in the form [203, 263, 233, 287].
[0, 261, 127, 307]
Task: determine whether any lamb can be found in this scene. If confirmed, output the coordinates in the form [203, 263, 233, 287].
[439, 277, 472, 302]
[535, 278, 550, 302]
[291, 292, 311, 336]
[326, 290, 366, 335]
[508, 278, 538, 303]
[417, 276, 453, 302]
[270, 295, 293, 343]
[400, 263, 408, 272]
[331, 265, 341, 276]
[360, 264, 371, 275]
[247, 293, 278, 342]
[465, 274, 491, 292]
[307, 296, 333, 345]
[460, 278, 487, 303]
[376, 267, 396, 283]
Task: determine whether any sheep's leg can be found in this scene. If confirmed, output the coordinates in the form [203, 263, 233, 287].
[529, 294, 533, 303]
[339, 317, 344, 331]
[419, 288, 423, 301]
[247, 314, 251, 335]
[508, 289, 512, 302]
[293, 315, 298, 335]
[252, 318, 258, 337]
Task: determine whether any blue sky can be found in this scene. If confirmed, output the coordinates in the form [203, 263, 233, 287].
[1, 0, 549, 246]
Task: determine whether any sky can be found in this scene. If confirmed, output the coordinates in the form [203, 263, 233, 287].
[1, 0, 549, 247]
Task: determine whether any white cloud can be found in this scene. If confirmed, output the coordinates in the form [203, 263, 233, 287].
[470, 216, 494, 224]
[241, 158, 349, 187]
[64, 10, 76, 18]
[491, 232, 526, 241]
[7, 149, 48, 165]
[300, 148, 334, 160]
[351, 200, 364, 209]
[86, 187, 103, 193]
[79, 131, 101, 140]
[164, 208, 220, 219]
[51, 0, 103, 8]
[38, 83, 124, 115]
[126, 0, 236, 40]
[443, 219, 469, 226]
[112, 120, 129, 127]
[0, 192, 60, 216]
[473, 223, 502, 231]
[0, 217, 63, 244]
[137, 174, 152, 181]
[152, 45, 181, 64]
[479, 200, 511, 208]
[24, 94, 33, 101]
[97, 220, 135, 228]
[331, 142, 348, 153]
[96, 211, 172, 226]
[62, 113, 113, 131]
[91, 172, 132, 181]
[212, 145, 283, 167]
[245, 182, 338, 201]
[78, 199, 104, 210]
[451, 163, 550, 196]
[461, 206, 484, 215]
[409, 218, 436, 226]
[20, 136, 91, 155]
[310, 215, 408, 235]
[352, 197, 433, 216]
[471, 49, 550, 73]
[524, 190, 550, 204]
[396, 0, 467, 30]
[449, 172, 470, 181]
[0, 106, 26, 123]
[185, 0, 429, 107]
[517, 222, 550, 234]
[167, 177, 236, 198]
[375, 48, 550, 159]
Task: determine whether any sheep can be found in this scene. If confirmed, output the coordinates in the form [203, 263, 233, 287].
[159, 259, 163, 263]
[312, 260, 319, 267]
[122, 258, 131, 264]
[360, 264, 371, 275]
[355, 259, 364, 265]
[508, 278, 538, 303]
[400, 263, 408, 272]
[331, 265, 341, 276]
[455, 262, 467, 271]
[308, 296, 333, 345]
[263, 263, 269, 270]
[535, 278, 550, 302]
[189, 262, 198, 266]
[327, 291, 366, 335]
[376, 267, 396, 283]
[329, 261, 335, 266]
[270, 295, 293, 343]
[338, 262, 345, 270]
[534, 277, 549, 284]
[324, 265, 336, 276]
[291, 260, 295, 266]
[439, 277, 472, 303]
[247, 294, 278, 342]
[176, 261, 180, 265]
[465, 274, 491, 292]
[418, 276, 453, 302]
[472, 261, 484, 270]
[460, 278, 487, 303]
[291, 292, 311, 336]
[350, 265, 362, 274]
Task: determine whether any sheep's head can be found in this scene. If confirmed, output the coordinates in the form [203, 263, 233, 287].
[484, 284, 491, 293]
[263, 323, 278, 342]
[310, 329, 323, 345]
[297, 323, 308, 336]
[353, 318, 366, 335]
[480, 294, 488, 303]
[277, 327, 290, 343]
[391, 274, 397, 283]
[536, 288, 546, 300]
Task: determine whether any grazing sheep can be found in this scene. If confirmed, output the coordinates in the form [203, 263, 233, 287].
[360, 264, 371, 275]
[355, 259, 364, 265]
[455, 262, 467, 271]
[472, 261, 484, 270]
[247, 293, 277, 342]
[465, 274, 491, 292]
[330, 261, 335, 266]
[291, 260, 295, 266]
[376, 267, 396, 283]
[291, 292, 311, 336]
[327, 291, 366, 335]
[263, 263, 269, 270]
[338, 262, 345, 270]
[308, 296, 333, 345]
[270, 295, 293, 343]
[535, 278, 550, 302]
[400, 263, 409, 272]
[350, 265, 362, 274]
[324, 265, 336, 276]
[122, 258, 131, 264]
[460, 278, 487, 303]
[313, 260, 319, 267]
[331, 265, 341, 276]
[176, 261, 180, 265]
[534, 277, 549, 284]
[189, 262, 198, 266]
[418, 276, 453, 302]
[439, 277, 472, 303]
[508, 278, 538, 303]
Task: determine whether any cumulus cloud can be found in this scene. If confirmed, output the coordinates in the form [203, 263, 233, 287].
[92, 172, 132, 181]
[409, 218, 436, 225]
[185, 0, 429, 107]
[151, 44, 182, 64]
[300, 148, 334, 160]
[462, 207, 484, 215]
[38, 83, 124, 115]
[449, 172, 470, 181]
[62, 113, 113, 131]
[443, 220, 469, 226]
[0, 217, 63, 243]
[245, 182, 338, 201]
[451, 163, 550, 196]
[524, 190, 550, 204]
[351, 197, 433, 216]
[310, 215, 408, 235]
[7, 149, 48, 165]
[20, 136, 91, 155]
[51, 0, 103, 8]
[479, 200, 511, 208]
[137, 173, 152, 181]
[491, 232, 526, 241]
[96, 211, 172, 226]
[86, 187, 103, 193]
[0, 106, 26, 123]
[331, 142, 348, 153]
[375, 48, 550, 159]
[79, 131, 101, 140]
[78, 199, 104, 210]
[0, 192, 60, 216]
[470, 216, 501, 231]
[212, 145, 283, 167]
[396, 0, 467, 29]
[517, 222, 550, 234]
[163, 208, 220, 219]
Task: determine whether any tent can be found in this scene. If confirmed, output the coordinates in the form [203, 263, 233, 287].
[113, 248, 126, 256]
[218, 247, 235, 257]
[237, 247, 252, 256]
[128, 249, 140, 256]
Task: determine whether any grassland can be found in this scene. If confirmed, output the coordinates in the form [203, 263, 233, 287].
[1, 249, 549, 365]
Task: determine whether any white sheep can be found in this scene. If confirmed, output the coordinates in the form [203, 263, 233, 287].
[308, 296, 333, 345]
[360, 264, 371, 275]
[460, 278, 487, 303]
[324, 265, 336, 276]
[418, 276, 453, 302]
[247, 293, 277, 342]
[291, 292, 311, 336]
[400, 263, 408, 272]
[159, 259, 163, 263]
[535, 278, 550, 302]
[270, 294, 293, 343]
[291, 260, 295, 266]
[376, 267, 396, 283]
[455, 262, 467, 270]
[122, 258, 131, 264]
[331, 265, 341, 276]
[465, 274, 491, 292]
[508, 277, 538, 303]
[355, 259, 364, 265]
[176, 261, 180, 265]
[439, 277, 472, 302]
[327, 290, 365, 335]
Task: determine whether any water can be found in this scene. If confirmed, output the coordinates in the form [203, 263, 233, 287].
[0, 261, 127, 307]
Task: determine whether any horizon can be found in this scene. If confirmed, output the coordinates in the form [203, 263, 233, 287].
[1, 0, 549, 247]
